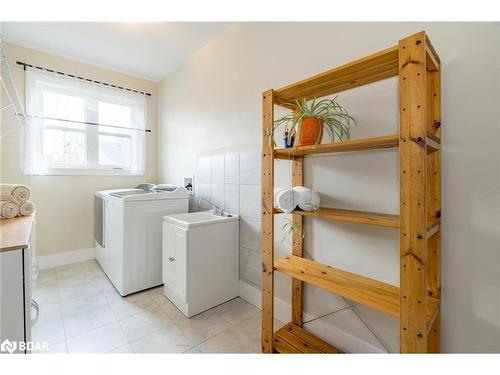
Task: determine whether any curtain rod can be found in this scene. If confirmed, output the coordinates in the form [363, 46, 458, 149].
[16, 113, 152, 133]
[16, 61, 152, 97]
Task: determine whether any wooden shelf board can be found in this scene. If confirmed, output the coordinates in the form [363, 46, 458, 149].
[274, 255, 400, 318]
[275, 256, 440, 326]
[273, 134, 438, 157]
[274, 323, 342, 354]
[275, 207, 399, 228]
[274, 45, 399, 107]
[274, 135, 400, 157]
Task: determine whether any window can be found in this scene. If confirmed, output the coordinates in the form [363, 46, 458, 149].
[23, 67, 146, 175]
[98, 102, 133, 167]
[42, 91, 86, 167]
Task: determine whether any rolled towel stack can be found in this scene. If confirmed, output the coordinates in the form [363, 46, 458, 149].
[293, 186, 321, 212]
[19, 201, 35, 216]
[274, 187, 299, 214]
[274, 186, 320, 213]
[1, 184, 31, 204]
[0, 201, 20, 219]
[0, 184, 34, 219]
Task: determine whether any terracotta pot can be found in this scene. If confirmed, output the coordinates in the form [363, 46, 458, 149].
[298, 117, 324, 146]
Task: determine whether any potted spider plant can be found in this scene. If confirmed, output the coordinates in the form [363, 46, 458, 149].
[272, 97, 357, 147]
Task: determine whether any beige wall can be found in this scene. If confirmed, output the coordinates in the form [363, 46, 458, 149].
[159, 23, 500, 352]
[0, 43, 159, 256]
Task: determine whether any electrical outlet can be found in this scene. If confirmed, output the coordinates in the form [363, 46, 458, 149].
[183, 175, 194, 196]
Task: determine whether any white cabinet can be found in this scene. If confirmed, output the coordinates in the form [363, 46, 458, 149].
[0, 216, 34, 354]
[163, 224, 187, 302]
[162, 211, 239, 318]
[0, 249, 27, 352]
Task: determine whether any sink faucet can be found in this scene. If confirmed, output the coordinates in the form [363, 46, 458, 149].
[198, 197, 224, 216]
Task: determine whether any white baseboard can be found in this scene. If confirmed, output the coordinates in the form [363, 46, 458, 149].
[239, 280, 262, 307]
[36, 247, 95, 269]
[239, 280, 315, 324]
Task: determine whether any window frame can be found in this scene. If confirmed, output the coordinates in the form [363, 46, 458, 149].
[27, 71, 146, 176]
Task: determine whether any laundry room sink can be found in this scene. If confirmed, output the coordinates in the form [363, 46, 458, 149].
[162, 210, 239, 317]
[164, 210, 238, 230]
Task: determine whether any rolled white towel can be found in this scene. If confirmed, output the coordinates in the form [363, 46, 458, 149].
[274, 187, 299, 214]
[19, 201, 35, 216]
[293, 186, 321, 212]
[0, 200, 20, 219]
[0, 184, 31, 204]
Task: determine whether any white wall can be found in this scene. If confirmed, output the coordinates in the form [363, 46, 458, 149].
[0, 42, 159, 257]
[159, 22, 500, 353]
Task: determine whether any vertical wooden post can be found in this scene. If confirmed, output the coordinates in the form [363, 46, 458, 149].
[432, 66, 441, 352]
[399, 31, 428, 353]
[427, 65, 441, 353]
[291, 157, 304, 326]
[261, 89, 275, 353]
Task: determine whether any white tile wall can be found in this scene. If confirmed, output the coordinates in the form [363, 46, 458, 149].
[239, 216, 261, 252]
[198, 183, 212, 209]
[211, 183, 225, 208]
[224, 153, 239, 184]
[196, 151, 261, 288]
[239, 246, 261, 287]
[224, 184, 239, 214]
[239, 150, 261, 185]
[211, 155, 225, 184]
[239, 185, 261, 219]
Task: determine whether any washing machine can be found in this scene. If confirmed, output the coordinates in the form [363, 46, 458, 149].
[94, 186, 188, 296]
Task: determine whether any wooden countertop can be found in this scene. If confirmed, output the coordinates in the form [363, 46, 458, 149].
[0, 215, 34, 253]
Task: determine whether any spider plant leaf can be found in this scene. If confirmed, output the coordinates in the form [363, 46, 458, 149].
[329, 123, 344, 141]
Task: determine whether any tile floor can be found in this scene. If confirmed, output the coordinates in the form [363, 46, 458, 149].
[32, 260, 282, 353]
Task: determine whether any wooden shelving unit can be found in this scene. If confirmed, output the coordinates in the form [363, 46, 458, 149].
[261, 31, 442, 354]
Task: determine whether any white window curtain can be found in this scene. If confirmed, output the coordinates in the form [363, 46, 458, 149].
[23, 67, 147, 175]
